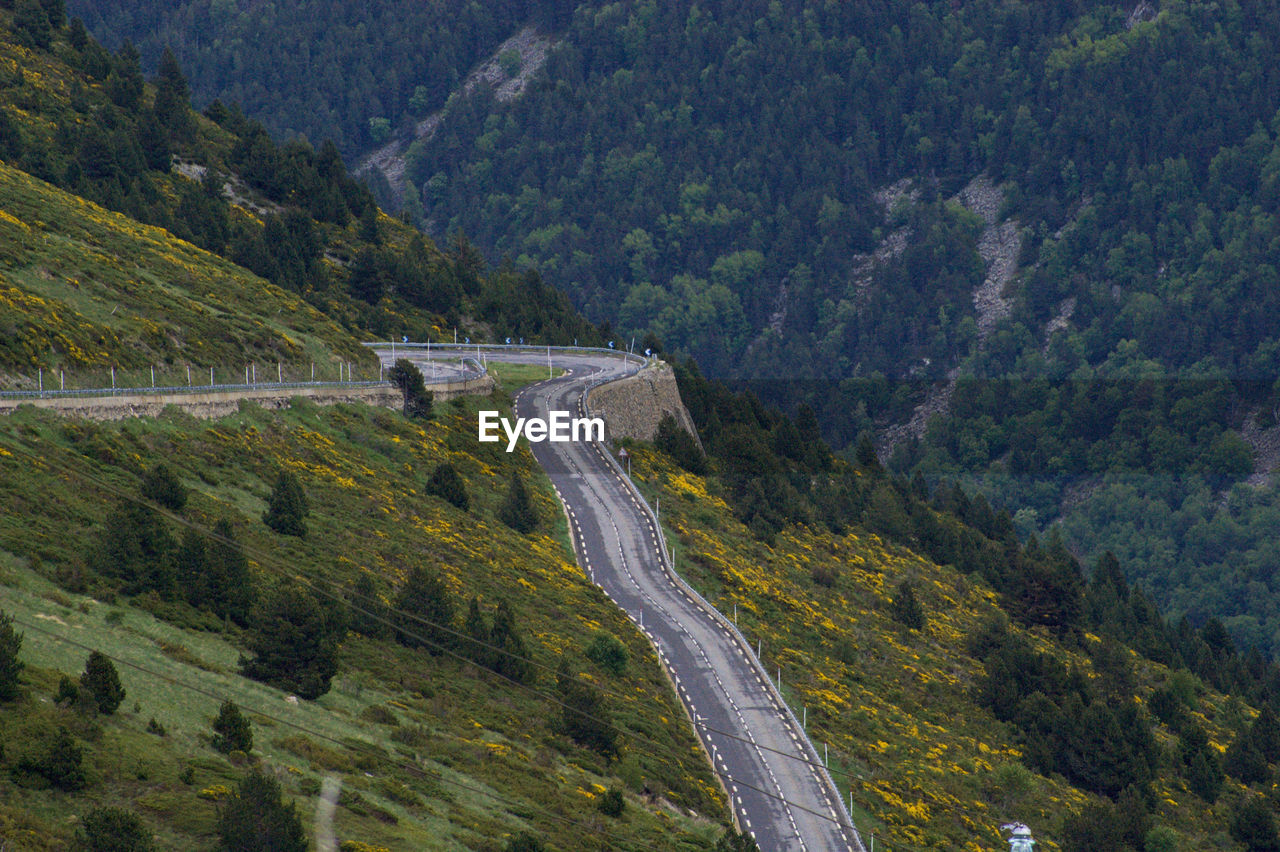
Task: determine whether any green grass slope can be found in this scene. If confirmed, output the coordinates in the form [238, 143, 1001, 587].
[0, 160, 368, 380]
[626, 445, 1262, 851]
[0, 384, 727, 850]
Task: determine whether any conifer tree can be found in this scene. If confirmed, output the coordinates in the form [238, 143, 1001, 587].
[153, 48, 190, 132]
[889, 579, 926, 631]
[262, 470, 308, 537]
[240, 587, 338, 699]
[389, 359, 432, 419]
[394, 566, 455, 653]
[211, 700, 253, 754]
[80, 650, 125, 715]
[426, 461, 469, 511]
[13, 0, 53, 51]
[204, 519, 256, 624]
[499, 475, 539, 534]
[141, 463, 186, 511]
[0, 609, 23, 701]
[22, 726, 87, 791]
[78, 807, 155, 852]
[217, 770, 307, 852]
[348, 572, 390, 639]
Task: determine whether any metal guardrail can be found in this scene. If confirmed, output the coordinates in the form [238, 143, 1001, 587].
[364, 340, 648, 369]
[0, 356, 488, 402]
[580, 372, 866, 852]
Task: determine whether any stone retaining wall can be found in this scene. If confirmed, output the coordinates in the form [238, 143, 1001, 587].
[0, 375, 493, 422]
[587, 361, 700, 445]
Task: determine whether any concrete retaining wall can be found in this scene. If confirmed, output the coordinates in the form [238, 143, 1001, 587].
[0, 375, 493, 421]
[586, 361, 700, 445]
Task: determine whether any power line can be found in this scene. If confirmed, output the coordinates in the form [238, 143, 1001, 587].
[0, 433, 865, 832]
[9, 615, 612, 840]
[0, 407, 1002, 848]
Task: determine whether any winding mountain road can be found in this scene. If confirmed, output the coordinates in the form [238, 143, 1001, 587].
[409, 346, 863, 852]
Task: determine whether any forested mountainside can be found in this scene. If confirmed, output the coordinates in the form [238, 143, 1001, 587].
[65, 0, 575, 157]
[69, 0, 1280, 658]
[5, 8, 1280, 849]
[624, 364, 1280, 850]
[0, 0, 595, 380]
[0, 11, 728, 849]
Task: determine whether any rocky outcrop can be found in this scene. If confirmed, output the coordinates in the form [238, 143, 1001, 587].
[586, 361, 700, 445]
[0, 374, 493, 422]
[355, 26, 556, 207]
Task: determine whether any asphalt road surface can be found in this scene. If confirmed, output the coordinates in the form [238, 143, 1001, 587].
[386, 346, 864, 852]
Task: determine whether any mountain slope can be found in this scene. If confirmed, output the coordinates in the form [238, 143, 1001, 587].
[0, 382, 728, 850]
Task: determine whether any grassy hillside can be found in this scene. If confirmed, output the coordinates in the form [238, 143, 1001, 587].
[0, 160, 368, 382]
[626, 442, 1266, 850]
[0, 383, 727, 850]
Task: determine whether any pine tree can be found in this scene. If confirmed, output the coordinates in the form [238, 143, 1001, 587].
[0, 609, 23, 701]
[153, 48, 190, 133]
[262, 470, 308, 537]
[211, 700, 253, 754]
[205, 519, 256, 624]
[25, 726, 87, 791]
[13, 0, 53, 51]
[240, 588, 338, 699]
[141, 463, 186, 511]
[489, 599, 531, 682]
[348, 572, 390, 639]
[555, 661, 617, 757]
[655, 413, 707, 474]
[426, 462, 469, 511]
[78, 807, 155, 852]
[499, 475, 539, 534]
[217, 770, 307, 852]
[889, 579, 926, 631]
[81, 651, 125, 715]
[388, 359, 433, 419]
[90, 501, 177, 597]
[394, 566, 455, 653]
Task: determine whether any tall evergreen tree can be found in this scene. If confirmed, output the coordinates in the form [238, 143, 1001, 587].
[0, 609, 23, 701]
[240, 587, 338, 699]
[211, 700, 253, 754]
[80, 650, 125, 715]
[394, 565, 455, 653]
[90, 501, 176, 597]
[153, 48, 190, 133]
[204, 519, 256, 624]
[13, 0, 54, 50]
[262, 470, 308, 537]
[217, 770, 307, 852]
[388, 359, 433, 419]
[498, 475, 539, 534]
[426, 461, 469, 511]
[140, 463, 186, 511]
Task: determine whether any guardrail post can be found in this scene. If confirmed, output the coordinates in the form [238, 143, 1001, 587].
[38, 369, 42, 398]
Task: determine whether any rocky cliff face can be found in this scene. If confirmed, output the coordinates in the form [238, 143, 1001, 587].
[586, 361, 700, 445]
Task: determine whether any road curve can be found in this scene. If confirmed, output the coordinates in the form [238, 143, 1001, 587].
[408, 346, 863, 852]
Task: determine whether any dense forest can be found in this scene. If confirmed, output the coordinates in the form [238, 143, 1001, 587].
[0, 5, 598, 360]
[65, 0, 576, 156]
[58, 1, 1280, 646]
